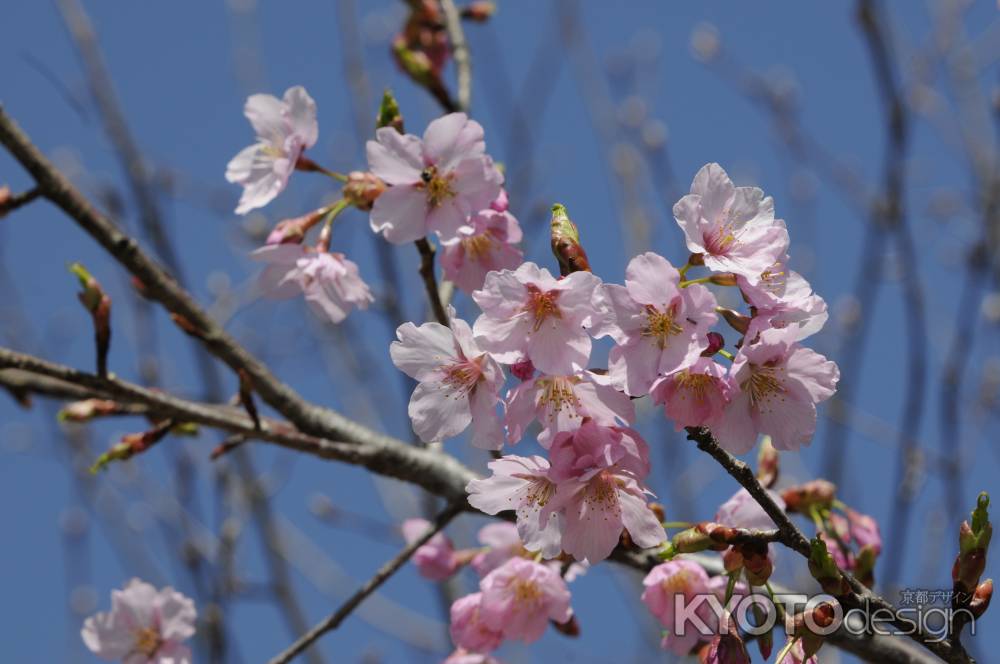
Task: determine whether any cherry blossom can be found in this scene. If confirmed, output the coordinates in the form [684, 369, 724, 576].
[547, 419, 650, 483]
[846, 508, 882, 554]
[471, 522, 528, 577]
[715, 488, 785, 531]
[778, 640, 819, 664]
[650, 357, 731, 429]
[739, 257, 828, 342]
[600, 252, 717, 396]
[472, 522, 589, 581]
[367, 113, 503, 243]
[820, 512, 855, 570]
[440, 209, 524, 293]
[478, 557, 572, 643]
[711, 328, 839, 454]
[449, 593, 504, 654]
[402, 517, 459, 581]
[466, 455, 562, 557]
[444, 651, 502, 664]
[226, 86, 318, 214]
[390, 316, 505, 449]
[472, 262, 606, 375]
[641, 559, 718, 655]
[81, 578, 196, 663]
[252, 244, 373, 324]
[673, 163, 789, 280]
[549, 462, 664, 563]
[505, 371, 634, 447]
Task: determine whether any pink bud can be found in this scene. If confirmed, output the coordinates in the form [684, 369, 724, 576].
[702, 331, 725, 357]
[489, 188, 509, 212]
[509, 357, 535, 381]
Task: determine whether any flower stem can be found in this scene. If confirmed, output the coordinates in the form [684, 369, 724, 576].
[316, 199, 350, 252]
[679, 275, 712, 288]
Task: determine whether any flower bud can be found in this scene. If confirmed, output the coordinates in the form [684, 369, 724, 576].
[90, 421, 172, 473]
[551, 613, 579, 637]
[701, 331, 725, 357]
[717, 307, 750, 335]
[700, 616, 750, 664]
[509, 357, 535, 381]
[671, 526, 723, 553]
[342, 172, 386, 211]
[267, 207, 328, 245]
[376, 89, 405, 133]
[69, 262, 112, 378]
[953, 492, 992, 595]
[970, 579, 993, 619]
[853, 545, 877, 588]
[58, 399, 122, 423]
[709, 272, 738, 286]
[461, 1, 496, 22]
[550, 203, 591, 276]
[807, 537, 851, 596]
[489, 188, 509, 212]
[782, 480, 836, 514]
[756, 437, 779, 488]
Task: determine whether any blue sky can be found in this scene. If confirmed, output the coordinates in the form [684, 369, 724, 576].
[1, 1, 998, 662]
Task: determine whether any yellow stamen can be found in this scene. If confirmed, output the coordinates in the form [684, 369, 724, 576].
[641, 304, 683, 349]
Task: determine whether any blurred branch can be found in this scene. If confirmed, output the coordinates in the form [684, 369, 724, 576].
[854, 0, 929, 593]
[439, 0, 471, 112]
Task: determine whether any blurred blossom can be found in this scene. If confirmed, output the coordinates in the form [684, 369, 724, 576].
[690, 22, 720, 62]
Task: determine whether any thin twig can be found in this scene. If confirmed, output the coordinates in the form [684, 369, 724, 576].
[267, 501, 464, 664]
[0, 186, 41, 216]
[415, 238, 450, 326]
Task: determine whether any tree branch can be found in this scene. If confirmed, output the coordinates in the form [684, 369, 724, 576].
[415, 237, 450, 326]
[267, 501, 464, 664]
[685, 427, 974, 664]
[439, 0, 471, 113]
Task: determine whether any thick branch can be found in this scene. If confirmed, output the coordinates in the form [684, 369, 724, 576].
[686, 427, 974, 664]
[0, 105, 458, 482]
[267, 501, 463, 664]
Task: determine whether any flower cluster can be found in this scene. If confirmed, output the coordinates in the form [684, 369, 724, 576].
[391, 158, 838, 568]
[227, 95, 844, 659]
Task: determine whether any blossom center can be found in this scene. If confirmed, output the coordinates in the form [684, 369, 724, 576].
[641, 304, 683, 349]
[518, 476, 555, 510]
[132, 627, 162, 657]
[442, 356, 484, 395]
[673, 370, 714, 403]
[461, 233, 494, 261]
[419, 166, 456, 207]
[536, 376, 581, 419]
[512, 578, 543, 606]
[758, 262, 787, 295]
[661, 569, 693, 594]
[523, 284, 562, 331]
[584, 472, 621, 515]
[703, 223, 739, 255]
[743, 365, 786, 411]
